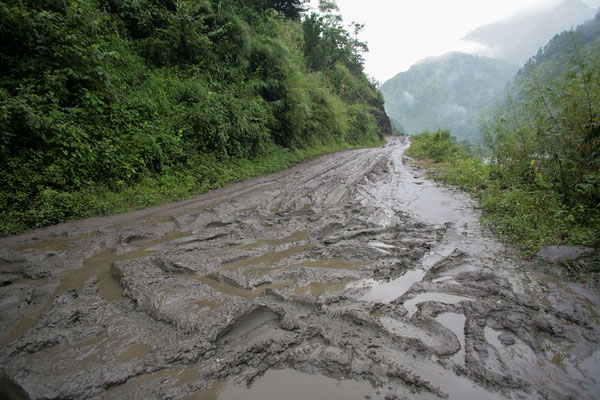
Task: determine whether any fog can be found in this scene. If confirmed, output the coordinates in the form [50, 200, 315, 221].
[307, 0, 600, 82]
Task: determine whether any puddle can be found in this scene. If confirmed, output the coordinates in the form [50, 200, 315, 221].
[409, 361, 507, 400]
[357, 269, 425, 302]
[436, 313, 466, 364]
[237, 231, 308, 250]
[219, 243, 314, 271]
[403, 293, 474, 317]
[295, 281, 350, 297]
[368, 240, 395, 254]
[185, 368, 374, 400]
[192, 276, 294, 301]
[292, 259, 365, 270]
[14, 235, 92, 252]
[0, 231, 191, 349]
[28, 334, 107, 361]
[484, 327, 503, 349]
[118, 343, 153, 361]
[444, 229, 464, 241]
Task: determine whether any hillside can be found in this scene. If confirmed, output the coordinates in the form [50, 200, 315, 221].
[0, 0, 391, 234]
[463, 0, 597, 67]
[380, 52, 517, 143]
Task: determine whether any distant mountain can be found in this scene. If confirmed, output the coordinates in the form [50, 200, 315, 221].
[464, 0, 597, 66]
[380, 52, 517, 143]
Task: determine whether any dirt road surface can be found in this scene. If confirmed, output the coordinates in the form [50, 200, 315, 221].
[1, 137, 599, 399]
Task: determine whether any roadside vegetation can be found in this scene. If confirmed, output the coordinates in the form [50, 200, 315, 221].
[407, 16, 600, 263]
[0, 0, 389, 235]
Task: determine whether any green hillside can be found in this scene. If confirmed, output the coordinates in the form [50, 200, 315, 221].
[408, 14, 600, 255]
[0, 0, 391, 234]
[380, 52, 517, 143]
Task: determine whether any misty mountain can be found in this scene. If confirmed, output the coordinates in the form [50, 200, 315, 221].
[502, 13, 600, 108]
[463, 0, 597, 67]
[380, 52, 517, 143]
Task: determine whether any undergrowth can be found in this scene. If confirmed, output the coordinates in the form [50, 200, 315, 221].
[407, 131, 599, 266]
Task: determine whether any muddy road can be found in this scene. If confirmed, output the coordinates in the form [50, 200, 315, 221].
[1, 137, 599, 400]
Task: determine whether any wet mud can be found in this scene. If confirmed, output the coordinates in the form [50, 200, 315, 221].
[0, 137, 599, 399]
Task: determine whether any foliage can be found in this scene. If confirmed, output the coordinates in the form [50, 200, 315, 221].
[408, 130, 599, 256]
[406, 129, 470, 163]
[482, 18, 600, 240]
[0, 0, 386, 235]
[407, 15, 600, 266]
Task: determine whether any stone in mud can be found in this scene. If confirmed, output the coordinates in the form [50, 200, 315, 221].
[536, 245, 594, 261]
[497, 333, 515, 346]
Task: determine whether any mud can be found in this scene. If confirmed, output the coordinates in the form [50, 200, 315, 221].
[0, 137, 599, 399]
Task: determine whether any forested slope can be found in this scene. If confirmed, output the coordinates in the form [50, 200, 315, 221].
[380, 52, 517, 143]
[0, 0, 391, 234]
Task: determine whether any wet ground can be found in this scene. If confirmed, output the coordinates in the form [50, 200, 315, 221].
[0, 137, 599, 399]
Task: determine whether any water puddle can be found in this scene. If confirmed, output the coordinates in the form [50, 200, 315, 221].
[409, 361, 506, 400]
[484, 327, 503, 349]
[192, 276, 294, 301]
[295, 281, 350, 297]
[444, 229, 464, 241]
[237, 231, 308, 250]
[219, 243, 314, 271]
[118, 343, 153, 361]
[0, 231, 191, 349]
[185, 368, 374, 400]
[435, 313, 466, 364]
[403, 293, 474, 317]
[14, 235, 92, 252]
[28, 334, 107, 361]
[368, 240, 395, 254]
[357, 269, 425, 303]
[292, 259, 365, 270]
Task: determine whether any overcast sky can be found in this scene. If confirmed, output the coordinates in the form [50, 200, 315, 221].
[307, 0, 600, 83]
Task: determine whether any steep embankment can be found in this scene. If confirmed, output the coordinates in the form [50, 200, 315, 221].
[0, 0, 391, 235]
[380, 52, 517, 143]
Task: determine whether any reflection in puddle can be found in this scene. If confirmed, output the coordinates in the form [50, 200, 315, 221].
[484, 327, 503, 349]
[186, 369, 374, 400]
[358, 269, 425, 302]
[403, 293, 474, 317]
[436, 313, 466, 364]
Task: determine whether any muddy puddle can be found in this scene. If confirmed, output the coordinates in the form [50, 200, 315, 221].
[1, 137, 599, 400]
[186, 369, 376, 400]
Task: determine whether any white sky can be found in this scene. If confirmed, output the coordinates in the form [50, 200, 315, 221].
[307, 0, 600, 83]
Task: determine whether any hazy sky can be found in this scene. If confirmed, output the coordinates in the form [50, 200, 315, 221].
[307, 0, 600, 83]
